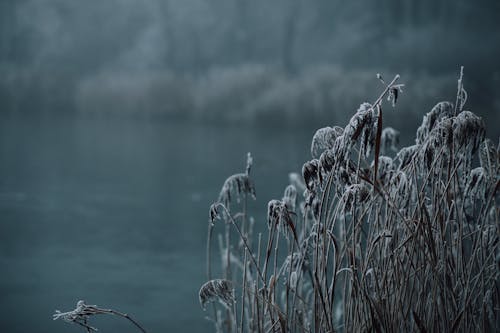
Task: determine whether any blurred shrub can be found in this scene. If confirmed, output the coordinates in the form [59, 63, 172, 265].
[74, 65, 456, 131]
[75, 70, 194, 117]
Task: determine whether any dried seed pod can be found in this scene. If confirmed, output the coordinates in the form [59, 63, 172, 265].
[426, 116, 453, 154]
[268, 199, 284, 229]
[319, 149, 336, 182]
[344, 103, 375, 144]
[387, 88, 397, 107]
[453, 110, 485, 155]
[302, 159, 320, 191]
[416, 101, 454, 145]
[303, 188, 321, 220]
[386, 84, 403, 107]
[218, 154, 256, 208]
[218, 173, 256, 208]
[282, 184, 297, 212]
[267, 199, 297, 240]
[310, 126, 343, 159]
[419, 117, 454, 171]
[199, 279, 235, 310]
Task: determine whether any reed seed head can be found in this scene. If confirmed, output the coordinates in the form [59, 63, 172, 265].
[199, 279, 235, 310]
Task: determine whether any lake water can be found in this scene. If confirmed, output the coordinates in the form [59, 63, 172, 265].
[0, 113, 314, 332]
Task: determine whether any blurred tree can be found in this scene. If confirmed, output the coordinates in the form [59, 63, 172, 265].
[282, 0, 300, 74]
[158, 0, 178, 71]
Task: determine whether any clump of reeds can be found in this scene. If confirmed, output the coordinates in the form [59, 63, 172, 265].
[53, 300, 147, 333]
[200, 67, 499, 332]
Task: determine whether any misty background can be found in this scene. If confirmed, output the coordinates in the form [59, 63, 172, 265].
[0, 1, 499, 332]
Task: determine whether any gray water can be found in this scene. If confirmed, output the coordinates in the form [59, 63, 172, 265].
[0, 113, 313, 332]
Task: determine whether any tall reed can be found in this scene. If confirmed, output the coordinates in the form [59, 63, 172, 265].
[200, 68, 499, 332]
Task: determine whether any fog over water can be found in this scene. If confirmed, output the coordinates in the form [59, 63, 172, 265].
[0, 1, 499, 332]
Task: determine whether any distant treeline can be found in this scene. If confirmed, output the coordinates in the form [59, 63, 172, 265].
[0, 0, 499, 135]
[1, 0, 498, 73]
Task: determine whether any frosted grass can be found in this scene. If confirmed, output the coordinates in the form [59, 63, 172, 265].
[201, 68, 499, 332]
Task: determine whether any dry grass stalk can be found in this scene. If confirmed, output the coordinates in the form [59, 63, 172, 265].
[201, 68, 499, 332]
[53, 300, 147, 333]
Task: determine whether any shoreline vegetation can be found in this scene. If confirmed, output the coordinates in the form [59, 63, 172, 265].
[200, 68, 499, 332]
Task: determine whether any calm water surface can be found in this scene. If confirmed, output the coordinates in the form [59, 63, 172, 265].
[0, 113, 313, 332]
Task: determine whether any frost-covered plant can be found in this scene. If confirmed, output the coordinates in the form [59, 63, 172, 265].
[201, 68, 499, 332]
[380, 127, 399, 154]
[310, 126, 343, 159]
[199, 279, 235, 310]
[218, 153, 256, 208]
[53, 300, 147, 333]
